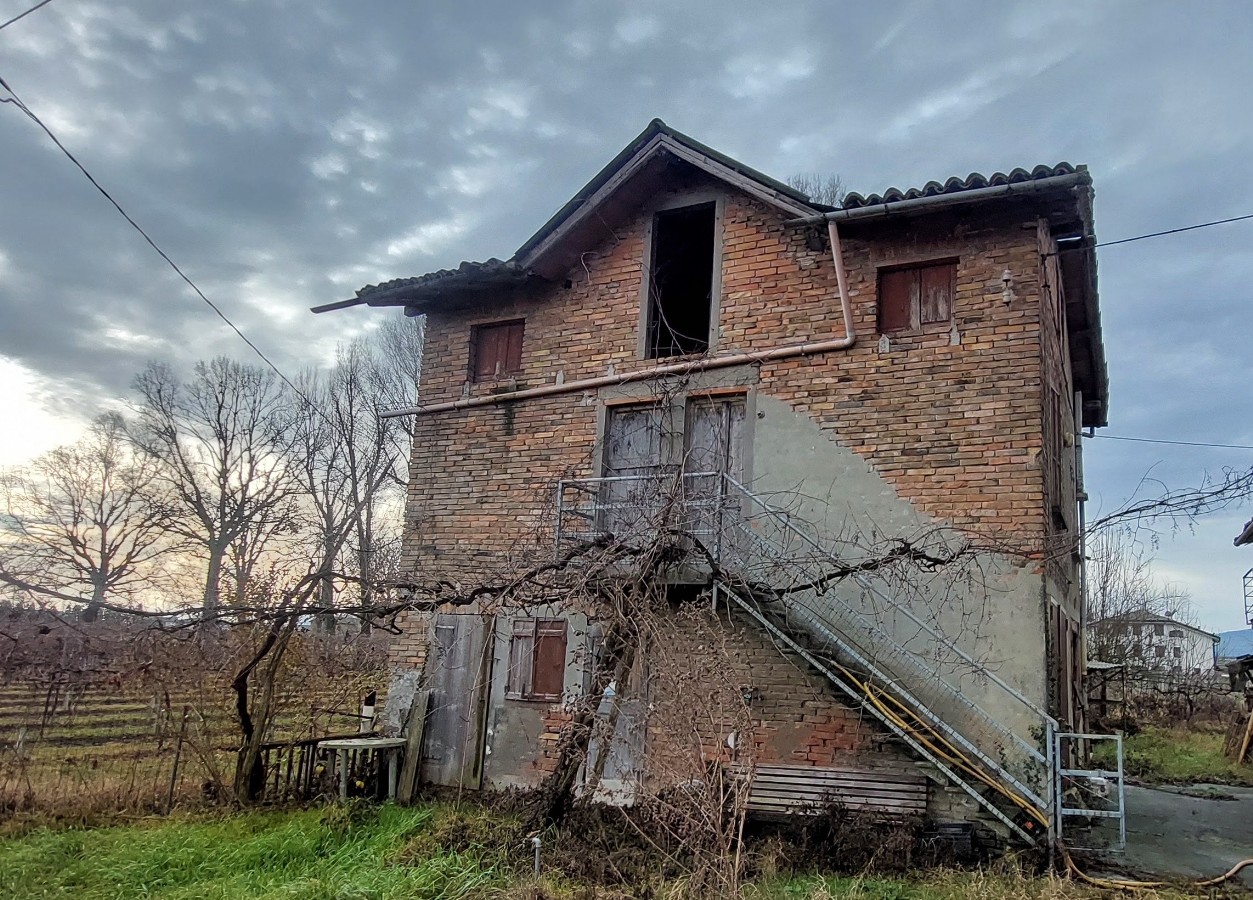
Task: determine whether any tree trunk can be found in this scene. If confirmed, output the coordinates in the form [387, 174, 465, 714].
[203, 545, 224, 612]
[82, 582, 105, 623]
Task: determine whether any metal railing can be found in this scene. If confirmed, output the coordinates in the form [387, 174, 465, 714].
[553, 470, 1061, 840]
[555, 471, 727, 548]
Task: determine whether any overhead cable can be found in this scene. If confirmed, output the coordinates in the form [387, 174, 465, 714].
[0, 72, 328, 421]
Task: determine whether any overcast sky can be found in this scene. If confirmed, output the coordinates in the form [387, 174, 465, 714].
[2, 1, 1252, 632]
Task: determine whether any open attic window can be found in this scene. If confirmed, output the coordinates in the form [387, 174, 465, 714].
[646, 203, 715, 358]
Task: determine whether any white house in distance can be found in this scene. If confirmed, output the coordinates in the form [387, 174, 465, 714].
[1090, 610, 1219, 675]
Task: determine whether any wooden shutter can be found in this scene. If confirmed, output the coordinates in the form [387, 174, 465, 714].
[502, 322, 523, 373]
[531, 620, 568, 699]
[878, 269, 915, 332]
[506, 618, 534, 699]
[472, 321, 524, 381]
[919, 263, 954, 325]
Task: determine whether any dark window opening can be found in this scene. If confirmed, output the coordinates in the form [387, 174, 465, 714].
[470, 320, 524, 381]
[647, 204, 715, 358]
[507, 618, 567, 701]
[878, 260, 955, 333]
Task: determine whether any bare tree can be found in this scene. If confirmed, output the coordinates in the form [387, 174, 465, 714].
[1086, 530, 1196, 671]
[294, 336, 408, 634]
[129, 358, 300, 613]
[787, 172, 846, 207]
[0, 413, 175, 621]
[368, 315, 424, 488]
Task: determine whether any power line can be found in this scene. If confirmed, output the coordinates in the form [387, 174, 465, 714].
[1094, 212, 1253, 250]
[0, 72, 328, 420]
[0, 0, 53, 32]
[1051, 212, 1253, 256]
[1088, 433, 1253, 452]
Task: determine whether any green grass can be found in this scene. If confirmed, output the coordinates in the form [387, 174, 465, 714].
[1097, 726, 1253, 785]
[0, 804, 503, 900]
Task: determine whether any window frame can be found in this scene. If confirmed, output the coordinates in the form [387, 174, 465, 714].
[506, 617, 568, 702]
[469, 319, 525, 383]
[876, 258, 957, 335]
[637, 196, 724, 360]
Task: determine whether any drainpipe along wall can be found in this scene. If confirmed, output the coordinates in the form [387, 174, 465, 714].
[382, 220, 856, 419]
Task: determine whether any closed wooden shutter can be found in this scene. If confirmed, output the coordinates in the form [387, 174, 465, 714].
[506, 618, 534, 699]
[919, 263, 953, 324]
[472, 321, 524, 380]
[878, 268, 915, 332]
[878, 261, 955, 332]
[532, 620, 567, 699]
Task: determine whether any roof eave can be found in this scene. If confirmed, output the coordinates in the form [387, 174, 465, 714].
[515, 120, 818, 277]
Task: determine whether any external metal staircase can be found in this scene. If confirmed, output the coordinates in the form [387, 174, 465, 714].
[555, 471, 1122, 848]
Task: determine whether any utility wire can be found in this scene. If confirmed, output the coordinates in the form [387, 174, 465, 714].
[0, 0, 53, 31]
[1050, 211, 1253, 256]
[0, 72, 329, 421]
[1094, 212, 1253, 249]
[1087, 433, 1253, 452]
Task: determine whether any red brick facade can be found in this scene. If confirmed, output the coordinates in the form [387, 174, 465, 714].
[381, 147, 1095, 818]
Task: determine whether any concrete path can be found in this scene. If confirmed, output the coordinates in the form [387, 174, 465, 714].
[1119, 784, 1253, 887]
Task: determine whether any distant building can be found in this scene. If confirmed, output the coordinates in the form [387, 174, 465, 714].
[1090, 610, 1219, 674]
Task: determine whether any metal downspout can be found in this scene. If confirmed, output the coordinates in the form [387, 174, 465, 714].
[382, 221, 855, 418]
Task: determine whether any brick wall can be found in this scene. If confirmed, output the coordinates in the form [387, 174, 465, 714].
[387, 173, 1076, 801]
[403, 181, 1064, 572]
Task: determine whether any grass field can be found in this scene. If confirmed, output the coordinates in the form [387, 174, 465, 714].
[0, 803, 1218, 900]
[1101, 726, 1253, 786]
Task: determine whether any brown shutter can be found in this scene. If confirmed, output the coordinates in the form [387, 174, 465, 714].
[472, 321, 524, 380]
[920, 263, 954, 325]
[503, 322, 524, 373]
[472, 326, 498, 380]
[531, 619, 568, 699]
[878, 269, 914, 332]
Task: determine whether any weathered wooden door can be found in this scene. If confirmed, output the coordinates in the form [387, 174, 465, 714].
[682, 397, 746, 546]
[601, 404, 666, 538]
[423, 613, 491, 788]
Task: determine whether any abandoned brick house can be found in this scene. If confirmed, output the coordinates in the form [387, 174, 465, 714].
[317, 120, 1108, 844]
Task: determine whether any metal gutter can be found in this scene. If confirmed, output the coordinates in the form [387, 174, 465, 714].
[381, 221, 855, 419]
[784, 172, 1092, 227]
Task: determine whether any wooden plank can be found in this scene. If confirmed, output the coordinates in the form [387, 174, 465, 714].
[395, 690, 430, 805]
[738, 763, 927, 819]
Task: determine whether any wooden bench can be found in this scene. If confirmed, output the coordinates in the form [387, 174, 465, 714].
[737, 764, 928, 819]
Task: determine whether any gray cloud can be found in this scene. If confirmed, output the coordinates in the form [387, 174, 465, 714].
[2, 0, 1252, 628]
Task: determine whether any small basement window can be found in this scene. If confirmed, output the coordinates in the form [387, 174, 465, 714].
[878, 260, 956, 333]
[507, 618, 567, 701]
[470, 320, 524, 381]
[646, 203, 716, 358]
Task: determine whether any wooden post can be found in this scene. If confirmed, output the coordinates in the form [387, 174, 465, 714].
[1238, 711, 1253, 765]
[396, 690, 430, 805]
[164, 705, 189, 813]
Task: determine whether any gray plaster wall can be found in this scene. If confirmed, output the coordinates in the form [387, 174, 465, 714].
[481, 605, 592, 790]
[746, 393, 1050, 771]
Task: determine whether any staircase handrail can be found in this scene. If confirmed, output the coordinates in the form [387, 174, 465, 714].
[723, 475, 1058, 728]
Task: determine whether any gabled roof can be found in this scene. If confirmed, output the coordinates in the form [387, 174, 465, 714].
[311, 123, 1106, 429]
[312, 119, 820, 314]
[514, 119, 820, 279]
